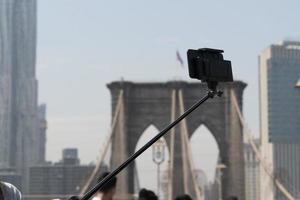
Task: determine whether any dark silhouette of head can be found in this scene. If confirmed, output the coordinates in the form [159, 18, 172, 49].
[225, 196, 238, 200]
[0, 183, 3, 200]
[96, 172, 117, 200]
[174, 194, 193, 200]
[97, 172, 117, 193]
[138, 188, 158, 200]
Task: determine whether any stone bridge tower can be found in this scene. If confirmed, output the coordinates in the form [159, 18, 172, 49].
[107, 81, 246, 200]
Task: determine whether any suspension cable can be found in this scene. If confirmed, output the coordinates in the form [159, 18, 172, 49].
[80, 90, 124, 195]
[179, 89, 203, 200]
[230, 90, 295, 200]
[167, 89, 176, 200]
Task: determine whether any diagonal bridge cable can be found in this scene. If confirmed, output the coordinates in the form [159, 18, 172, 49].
[231, 90, 295, 200]
[80, 90, 124, 195]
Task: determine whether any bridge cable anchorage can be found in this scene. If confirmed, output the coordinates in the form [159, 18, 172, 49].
[179, 89, 203, 200]
[80, 90, 124, 195]
[167, 89, 176, 200]
[230, 90, 295, 200]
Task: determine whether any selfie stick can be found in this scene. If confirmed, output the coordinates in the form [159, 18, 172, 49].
[69, 86, 222, 200]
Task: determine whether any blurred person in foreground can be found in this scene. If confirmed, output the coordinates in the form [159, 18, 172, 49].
[0, 181, 22, 200]
[92, 172, 117, 200]
[138, 188, 158, 200]
[174, 194, 192, 200]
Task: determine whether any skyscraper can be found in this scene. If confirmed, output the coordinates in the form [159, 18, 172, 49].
[259, 41, 300, 200]
[0, 0, 39, 191]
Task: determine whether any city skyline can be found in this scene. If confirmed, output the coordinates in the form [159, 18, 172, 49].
[33, 1, 300, 197]
[0, 1, 299, 199]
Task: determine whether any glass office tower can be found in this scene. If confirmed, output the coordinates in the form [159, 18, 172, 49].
[259, 41, 300, 200]
[0, 0, 39, 191]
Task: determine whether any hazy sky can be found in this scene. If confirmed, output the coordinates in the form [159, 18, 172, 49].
[36, 0, 300, 188]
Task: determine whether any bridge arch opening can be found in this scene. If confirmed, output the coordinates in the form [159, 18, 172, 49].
[190, 125, 219, 186]
[134, 124, 169, 198]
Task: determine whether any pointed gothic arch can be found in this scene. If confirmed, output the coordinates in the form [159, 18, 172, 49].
[190, 124, 219, 182]
[134, 124, 169, 195]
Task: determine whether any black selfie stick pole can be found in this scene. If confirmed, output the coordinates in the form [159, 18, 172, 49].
[69, 87, 222, 200]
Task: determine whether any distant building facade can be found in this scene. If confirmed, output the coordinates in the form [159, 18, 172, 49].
[244, 140, 260, 200]
[28, 148, 107, 200]
[62, 148, 80, 165]
[207, 166, 222, 200]
[37, 104, 47, 163]
[0, 0, 40, 191]
[259, 41, 300, 200]
[195, 169, 210, 200]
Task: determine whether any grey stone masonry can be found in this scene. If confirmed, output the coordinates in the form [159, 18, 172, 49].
[107, 81, 246, 200]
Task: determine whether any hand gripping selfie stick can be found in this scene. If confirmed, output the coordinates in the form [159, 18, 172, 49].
[68, 48, 233, 200]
